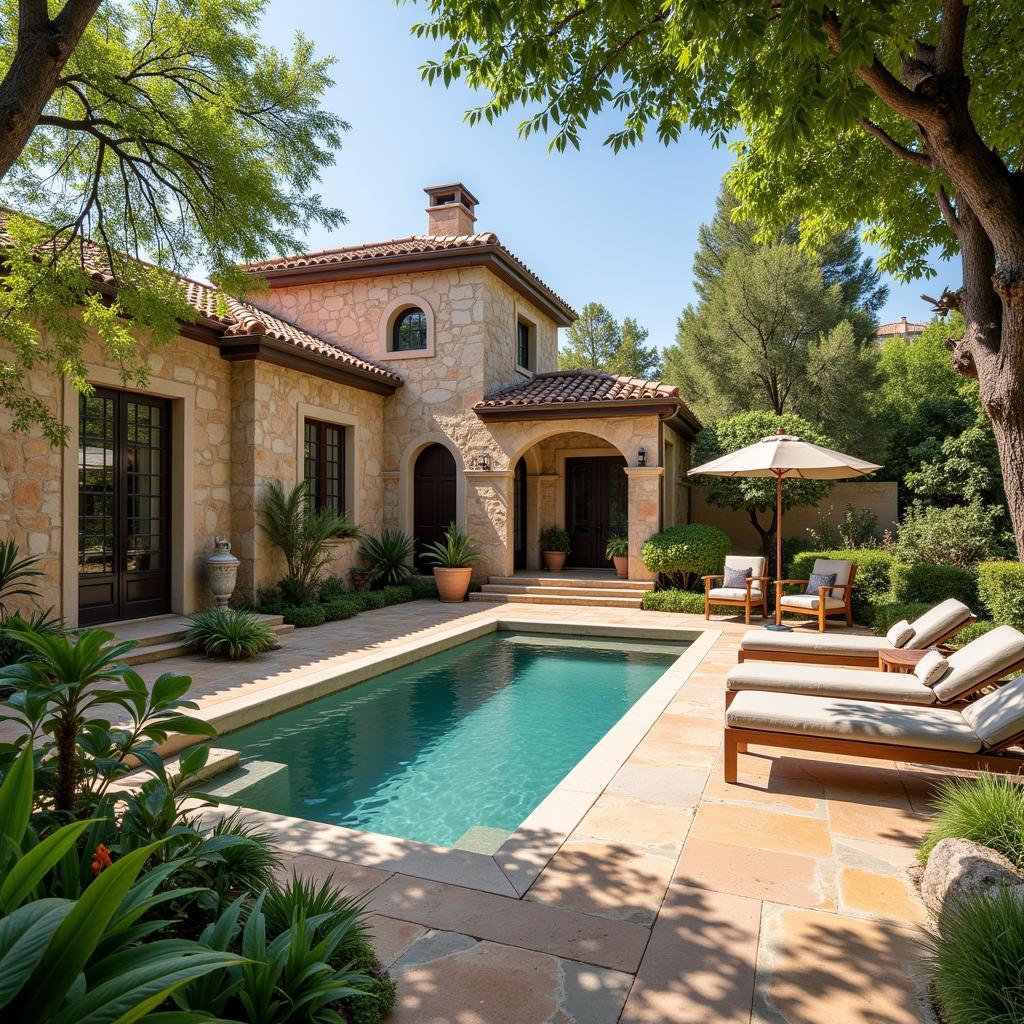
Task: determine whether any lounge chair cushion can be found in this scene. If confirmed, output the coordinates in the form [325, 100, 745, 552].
[727, 662, 937, 704]
[886, 619, 914, 648]
[915, 650, 949, 688]
[905, 599, 974, 650]
[931, 624, 1024, 702]
[810, 558, 853, 599]
[726, 691, 983, 753]
[739, 631, 888, 658]
[779, 594, 845, 612]
[962, 668, 1024, 748]
[710, 587, 763, 602]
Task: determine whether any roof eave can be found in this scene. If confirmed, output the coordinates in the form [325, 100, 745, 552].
[474, 397, 680, 422]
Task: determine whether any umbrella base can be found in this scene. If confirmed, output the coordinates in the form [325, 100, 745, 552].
[764, 623, 793, 632]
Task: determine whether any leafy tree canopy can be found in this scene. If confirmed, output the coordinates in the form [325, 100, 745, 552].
[0, 0, 345, 442]
[559, 301, 661, 377]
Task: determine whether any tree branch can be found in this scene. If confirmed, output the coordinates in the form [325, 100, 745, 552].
[856, 117, 931, 167]
[935, 0, 968, 75]
[934, 183, 961, 238]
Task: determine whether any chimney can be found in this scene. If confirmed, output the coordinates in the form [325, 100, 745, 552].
[424, 183, 478, 236]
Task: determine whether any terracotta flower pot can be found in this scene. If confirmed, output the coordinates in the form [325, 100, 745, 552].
[434, 566, 473, 603]
[612, 555, 629, 579]
[542, 551, 567, 572]
[349, 568, 371, 592]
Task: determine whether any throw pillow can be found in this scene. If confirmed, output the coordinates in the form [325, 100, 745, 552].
[723, 565, 753, 589]
[805, 572, 837, 596]
[885, 619, 915, 649]
[914, 649, 950, 688]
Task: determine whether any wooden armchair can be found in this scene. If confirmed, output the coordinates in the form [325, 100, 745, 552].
[703, 555, 769, 624]
[775, 558, 857, 631]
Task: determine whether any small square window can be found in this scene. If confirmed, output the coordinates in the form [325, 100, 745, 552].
[517, 320, 533, 371]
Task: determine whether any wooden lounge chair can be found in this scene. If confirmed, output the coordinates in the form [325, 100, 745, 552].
[723, 669, 1024, 782]
[725, 624, 1024, 708]
[776, 558, 855, 631]
[703, 555, 770, 624]
[737, 598, 976, 668]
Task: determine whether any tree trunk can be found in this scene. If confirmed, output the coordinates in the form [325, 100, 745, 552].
[748, 506, 777, 568]
[54, 716, 79, 814]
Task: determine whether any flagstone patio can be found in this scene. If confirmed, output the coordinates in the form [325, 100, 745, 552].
[128, 600, 940, 1022]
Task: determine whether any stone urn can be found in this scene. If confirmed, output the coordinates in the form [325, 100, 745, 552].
[542, 551, 567, 572]
[434, 567, 473, 603]
[206, 537, 240, 607]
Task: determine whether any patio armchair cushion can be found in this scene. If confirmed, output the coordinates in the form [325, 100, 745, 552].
[805, 571, 837, 596]
[962, 671, 1024, 747]
[726, 691, 983, 753]
[905, 599, 975, 650]
[810, 558, 853, 599]
[723, 556, 767, 595]
[885, 619, 915, 648]
[931, 624, 1024, 703]
[710, 587, 764, 601]
[779, 593, 845, 612]
[915, 650, 949, 687]
[727, 662, 937, 704]
[723, 565, 753, 589]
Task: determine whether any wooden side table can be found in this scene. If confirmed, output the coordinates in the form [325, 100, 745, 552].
[878, 648, 930, 673]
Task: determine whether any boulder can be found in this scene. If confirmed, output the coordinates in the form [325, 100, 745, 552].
[921, 838, 1024, 922]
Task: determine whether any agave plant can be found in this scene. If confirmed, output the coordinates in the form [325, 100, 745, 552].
[420, 524, 481, 569]
[360, 529, 415, 587]
[186, 607, 278, 659]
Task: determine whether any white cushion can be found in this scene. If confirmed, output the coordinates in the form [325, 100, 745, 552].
[739, 631, 889, 657]
[726, 691, 982, 753]
[886, 619, 914, 648]
[725, 555, 767, 579]
[811, 558, 853, 599]
[727, 662, 937, 705]
[709, 586, 763, 601]
[779, 593, 845, 611]
[933, 624, 1024, 702]
[914, 650, 949, 687]
[905, 599, 975, 650]
[962, 671, 1024, 748]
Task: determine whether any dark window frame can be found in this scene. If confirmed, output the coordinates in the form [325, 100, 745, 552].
[303, 418, 346, 515]
[516, 318, 533, 371]
[392, 307, 429, 352]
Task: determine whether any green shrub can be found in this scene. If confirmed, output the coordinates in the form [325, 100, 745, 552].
[918, 773, 1024, 867]
[641, 589, 735, 614]
[410, 577, 439, 600]
[254, 585, 285, 615]
[889, 561, 978, 608]
[282, 604, 327, 628]
[894, 501, 1000, 568]
[360, 529, 415, 587]
[977, 561, 1024, 629]
[539, 526, 572, 552]
[185, 607, 278, 659]
[927, 888, 1024, 1024]
[355, 590, 387, 610]
[868, 601, 931, 637]
[789, 548, 896, 619]
[950, 619, 997, 647]
[380, 584, 415, 604]
[806, 503, 880, 550]
[323, 598, 362, 622]
[319, 575, 350, 603]
[642, 524, 731, 588]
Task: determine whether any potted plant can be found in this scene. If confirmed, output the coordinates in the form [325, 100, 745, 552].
[421, 523, 481, 602]
[349, 566, 371, 591]
[605, 535, 629, 579]
[539, 526, 571, 572]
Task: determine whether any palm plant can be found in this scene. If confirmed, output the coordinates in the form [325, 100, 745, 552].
[360, 529, 415, 587]
[0, 538, 42, 616]
[260, 481, 360, 597]
[186, 607, 278, 659]
[605, 535, 629, 559]
[421, 524, 481, 569]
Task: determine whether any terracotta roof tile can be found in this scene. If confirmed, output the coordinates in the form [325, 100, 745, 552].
[477, 370, 681, 408]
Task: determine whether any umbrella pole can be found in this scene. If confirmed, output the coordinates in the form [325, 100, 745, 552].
[775, 471, 783, 625]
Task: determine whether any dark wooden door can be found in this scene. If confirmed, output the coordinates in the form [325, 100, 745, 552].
[565, 456, 628, 567]
[413, 443, 457, 570]
[513, 457, 527, 570]
[78, 389, 171, 624]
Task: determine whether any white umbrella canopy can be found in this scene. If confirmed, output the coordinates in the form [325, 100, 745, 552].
[688, 432, 883, 625]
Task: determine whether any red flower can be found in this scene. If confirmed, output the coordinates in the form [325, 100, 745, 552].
[91, 843, 112, 875]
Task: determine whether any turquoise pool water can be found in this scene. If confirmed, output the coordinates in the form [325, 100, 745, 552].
[214, 631, 685, 848]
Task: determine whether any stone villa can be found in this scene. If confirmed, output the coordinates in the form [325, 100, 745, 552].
[0, 183, 699, 627]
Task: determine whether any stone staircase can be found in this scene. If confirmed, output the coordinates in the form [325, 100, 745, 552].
[470, 574, 654, 608]
[105, 612, 293, 665]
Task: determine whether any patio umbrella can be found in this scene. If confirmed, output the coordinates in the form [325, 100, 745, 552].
[688, 432, 882, 626]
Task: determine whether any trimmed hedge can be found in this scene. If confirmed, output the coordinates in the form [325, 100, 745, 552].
[642, 524, 731, 584]
[282, 604, 327, 628]
[641, 590, 735, 614]
[977, 561, 1024, 629]
[322, 598, 362, 622]
[949, 618, 997, 648]
[788, 549, 897, 619]
[889, 561, 978, 609]
[869, 601, 931, 637]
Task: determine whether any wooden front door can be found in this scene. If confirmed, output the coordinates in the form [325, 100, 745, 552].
[78, 389, 171, 624]
[413, 443, 457, 570]
[565, 456, 628, 567]
[513, 457, 527, 570]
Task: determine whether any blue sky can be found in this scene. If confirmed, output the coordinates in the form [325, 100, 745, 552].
[262, 0, 946, 351]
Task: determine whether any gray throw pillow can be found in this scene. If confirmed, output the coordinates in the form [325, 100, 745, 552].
[723, 566, 752, 589]
[806, 572, 837, 596]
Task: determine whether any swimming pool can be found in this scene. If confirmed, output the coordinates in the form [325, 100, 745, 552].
[210, 630, 686, 849]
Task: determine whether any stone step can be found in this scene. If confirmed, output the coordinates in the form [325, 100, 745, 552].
[486, 576, 653, 591]
[117, 615, 292, 665]
[469, 592, 643, 608]
[481, 583, 648, 599]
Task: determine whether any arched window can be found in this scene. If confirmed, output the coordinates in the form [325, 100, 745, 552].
[392, 307, 428, 351]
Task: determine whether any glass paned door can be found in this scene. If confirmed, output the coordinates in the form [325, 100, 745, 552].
[564, 456, 629, 567]
[78, 389, 171, 624]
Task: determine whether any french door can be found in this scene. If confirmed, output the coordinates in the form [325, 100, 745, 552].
[78, 388, 171, 624]
[564, 456, 628, 567]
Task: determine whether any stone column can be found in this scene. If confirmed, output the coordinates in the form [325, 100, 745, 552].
[464, 469, 513, 579]
[625, 467, 664, 581]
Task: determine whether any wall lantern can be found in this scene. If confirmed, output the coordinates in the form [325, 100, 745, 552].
[476, 451, 491, 471]
[637, 447, 647, 467]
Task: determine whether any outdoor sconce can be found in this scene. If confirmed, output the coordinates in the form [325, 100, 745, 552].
[476, 452, 491, 471]
[637, 447, 647, 467]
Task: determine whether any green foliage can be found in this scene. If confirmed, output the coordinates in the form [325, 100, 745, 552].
[322, 598, 362, 622]
[868, 602, 931, 638]
[894, 503, 1002, 569]
[888, 563, 978, 609]
[539, 526, 572, 553]
[928, 887, 1024, 1024]
[558, 302, 661, 377]
[641, 590, 735, 614]
[0, 539, 42, 616]
[354, 590, 387, 611]
[186, 607, 277, 659]
[977, 562, 1024, 630]
[420, 524, 481, 569]
[950, 619, 997, 648]
[605, 535, 629, 559]
[0, 608, 64, 670]
[410, 578, 440, 600]
[360, 529, 415, 587]
[641, 524, 730, 589]
[261, 872, 369, 947]
[281, 604, 326, 629]
[318, 575, 350, 603]
[789, 549, 897, 619]
[260, 481, 360, 594]
[805, 504, 881, 550]
[918, 774, 1024, 868]
[378, 585, 415, 605]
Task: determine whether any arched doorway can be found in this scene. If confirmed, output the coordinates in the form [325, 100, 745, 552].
[413, 443, 457, 570]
